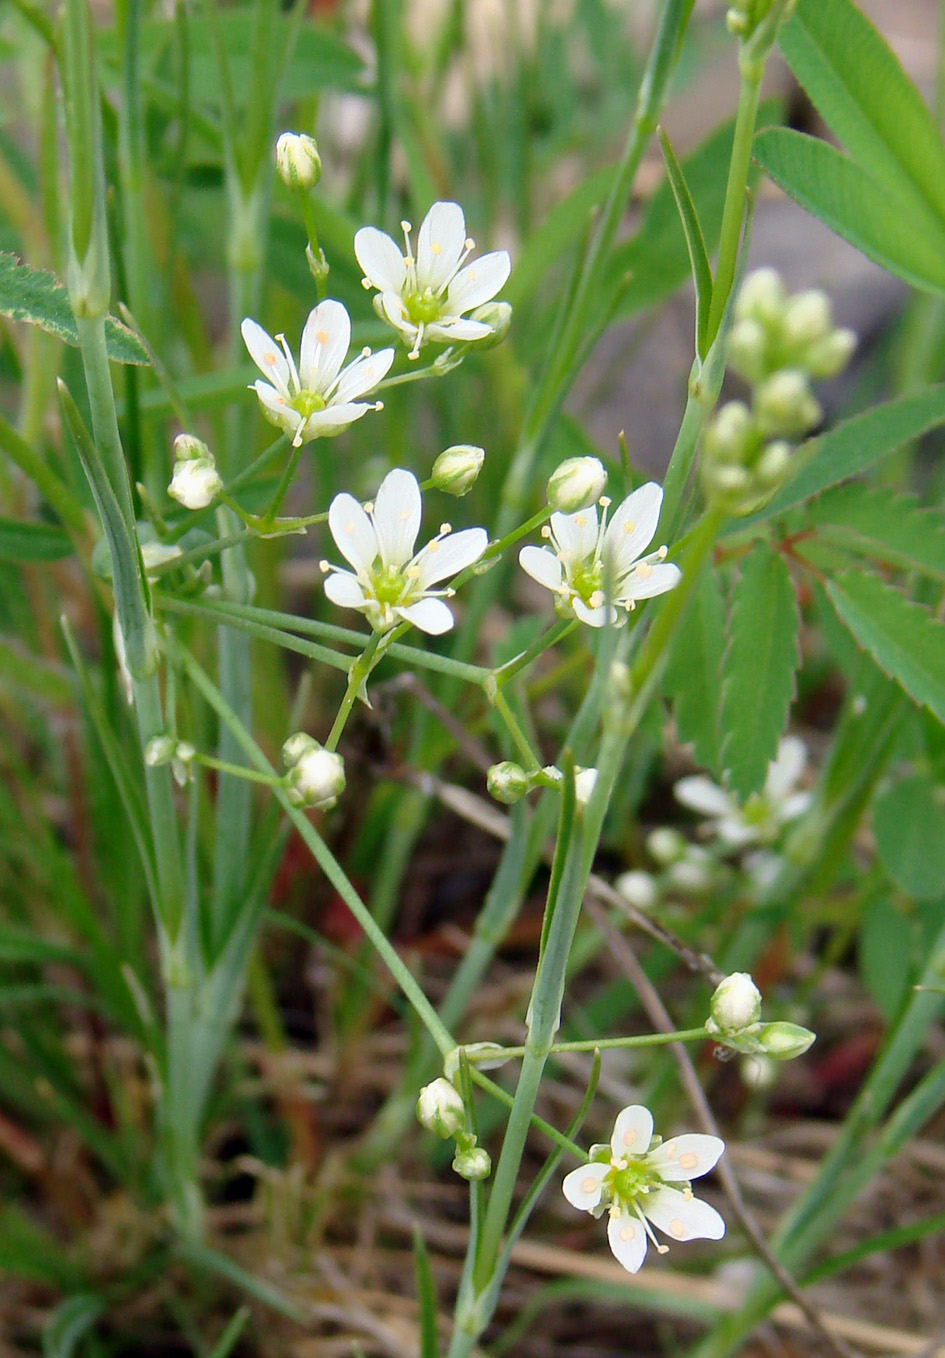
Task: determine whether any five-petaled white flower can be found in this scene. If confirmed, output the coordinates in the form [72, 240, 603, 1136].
[241, 300, 394, 447]
[675, 735, 811, 847]
[354, 201, 511, 359]
[519, 482, 681, 627]
[321, 468, 488, 635]
[562, 1104, 725, 1274]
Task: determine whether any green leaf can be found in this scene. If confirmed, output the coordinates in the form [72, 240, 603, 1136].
[859, 896, 913, 1019]
[720, 542, 800, 800]
[413, 1226, 439, 1358]
[505, 166, 614, 309]
[0, 252, 150, 365]
[753, 129, 945, 298]
[807, 483, 945, 580]
[42, 1295, 105, 1358]
[658, 127, 713, 356]
[749, 384, 945, 521]
[663, 565, 725, 772]
[781, 0, 945, 229]
[827, 572, 945, 724]
[0, 517, 73, 563]
[872, 774, 945, 901]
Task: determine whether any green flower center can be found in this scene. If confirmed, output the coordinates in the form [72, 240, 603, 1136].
[291, 389, 327, 418]
[741, 794, 773, 829]
[605, 1158, 661, 1206]
[371, 563, 410, 605]
[569, 558, 603, 603]
[405, 288, 444, 326]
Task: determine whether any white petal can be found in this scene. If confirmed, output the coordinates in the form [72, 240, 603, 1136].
[300, 300, 351, 393]
[253, 381, 302, 437]
[425, 318, 493, 343]
[562, 1161, 609, 1213]
[300, 403, 371, 439]
[779, 790, 811, 823]
[619, 562, 681, 601]
[446, 250, 511, 314]
[396, 597, 454, 634]
[519, 545, 563, 593]
[355, 226, 408, 294]
[328, 492, 378, 572]
[716, 816, 758, 847]
[242, 318, 291, 396]
[572, 597, 614, 628]
[675, 776, 732, 818]
[332, 347, 395, 403]
[373, 469, 422, 567]
[765, 735, 806, 800]
[324, 570, 367, 610]
[416, 201, 467, 292]
[607, 1209, 648, 1273]
[643, 1187, 725, 1243]
[379, 291, 416, 337]
[415, 528, 488, 588]
[551, 507, 599, 563]
[647, 1134, 724, 1182]
[610, 1105, 654, 1159]
[604, 483, 664, 572]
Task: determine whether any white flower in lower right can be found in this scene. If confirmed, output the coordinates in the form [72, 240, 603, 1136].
[562, 1104, 724, 1273]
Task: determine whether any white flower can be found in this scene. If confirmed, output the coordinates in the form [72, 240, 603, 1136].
[322, 468, 488, 635]
[675, 736, 811, 847]
[354, 201, 511, 359]
[241, 300, 394, 447]
[563, 1105, 725, 1274]
[615, 870, 659, 912]
[519, 482, 680, 627]
[168, 457, 222, 510]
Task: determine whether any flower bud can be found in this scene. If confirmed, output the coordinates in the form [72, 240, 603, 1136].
[487, 761, 529, 804]
[169, 457, 223, 511]
[140, 540, 183, 575]
[755, 440, 791, 488]
[646, 827, 686, 865]
[758, 1021, 816, 1060]
[172, 741, 196, 787]
[736, 268, 785, 326]
[469, 300, 512, 347]
[703, 401, 755, 467]
[574, 767, 598, 808]
[667, 851, 715, 894]
[708, 973, 762, 1035]
[284, 737, 346, 810]
[754, 370, 821, 438]
[452, 1143, 492, 1181]
[546, 456, 607, 513]
[145, 734, 177, 767]
[805, 327, 856, 380]
[431, 444, 485, 497]
[615, 870, 659, 912]
[173, 433, 212, 462]
[727, 317, 768, 384]
[782, 289, 831, 348]
[443, 1043, 509, 1082]
[416, 1078, 466, 1139]
[306, 243, 330, 285]
[275, 132, 321, 193]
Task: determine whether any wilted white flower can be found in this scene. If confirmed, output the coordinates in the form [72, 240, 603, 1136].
[675, 736, 810, 847]
[168, 457, 222, 511]
[355, 201, 511, 359]
[519, 483, 680, 627]
[546, 456, 607, 513]
[242, 301, 394, 446]
[275, 131, 321, 192]
[563, 1105, 724, 1274]
[322, 468, 488, 635]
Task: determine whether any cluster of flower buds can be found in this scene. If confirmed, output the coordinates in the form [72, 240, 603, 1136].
[168, 434, 223, 512]
[431, 443, 485, 497]
[702, 269, 855, 515]
[416, 1077, 492, 1181]
[144, 734, 196, 787]
[487, 761, 598, 809]
[706, 972, 815, 1061]
[282, 733, 346, 810]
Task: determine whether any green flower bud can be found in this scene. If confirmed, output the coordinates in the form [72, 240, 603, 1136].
[736, 268, 786, 326]
[782, 290, 832, 348]
[805, 327, 856, 380]
[173, 433, 212, 462]
[546, 456, 607, 513]
[708, 972, 762, 1035]
[452, 1143, 492, 1181]
[431, 444, 485, 497]
[284, 736, 345, 810]
[754, 370, 821, 438]
[469, 300, 513, 347]
[703, 401, 755, 467]
[728, 317, 768, 384]
[145, 734, 177, 767]
[487, 761, 530, 804]
[275, 132, 321, 193]
[169, 458, 222, 511]
[758, 1021, 816, 1060]
[416, 1078, 466, 1139]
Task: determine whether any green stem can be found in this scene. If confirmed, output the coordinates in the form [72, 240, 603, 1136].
[464, 1027, 709, 1063]
[192, 754, 283, 787]
[324, 633, 382, 751]
[704, 54, 762, 345]
[260, 440, 305, 524]
[491, 690, 541, 771]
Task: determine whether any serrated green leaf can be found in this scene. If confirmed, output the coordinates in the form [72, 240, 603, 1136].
[748, 385, 945, 522]
[827, 572, 945, 724]
[753, 129, 945, 298]
[0, 517, 73, 563]
[663, 565, 725, 772]
[0, 253, 150, 364]
[781, 0, 945, 229]
[859, 896, 913, 1018]
[720, 542, 800, 799]
[658, 127, 713, 356]
[42, 1294, 105, 1358]
[873, 775, 945, 902]
[807, 484, 945, 580]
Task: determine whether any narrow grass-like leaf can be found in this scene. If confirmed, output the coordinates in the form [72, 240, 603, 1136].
[0, 639, 73, 704]
[781, 0, 945, 228]
[0, 252, 149, 364]
[827, 572, 945, 724]
[658, 127, 713, 355]
[206, 1308, 251, 1358]
[720, 542, 800, 799]
[0, 1207, 81, 1288]
[41, 1294, 104, 1358]
[0, 517, 73, 562]
[754, 129, 945, 297]
[413, 1226, 440, 1358]
[663, 566, 724, 772]
[806, 483, 945, 580]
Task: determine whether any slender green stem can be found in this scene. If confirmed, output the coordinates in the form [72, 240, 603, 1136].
[192, 753, 283, 787]
[324, 633, 382, 751]
[491, 690, 542, 771]
[469, 1071, 586, 1163]
[464, 1027, 709, 1063]
[704, 56, 762, 345]
[490, 619, 575, 690]
[260, 440, 304, 524]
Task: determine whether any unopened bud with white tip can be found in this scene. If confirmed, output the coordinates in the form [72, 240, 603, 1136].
[755, 370, 821, 438]
[431, 444, 485, 496]
[469, 299, 512, 347]
[416, 1078, 466, 1139]
[169, 457, 222, 511]
[283, 733, 345, 810]
[487, 761, 529, 804]
[547, 456, 607, 513]
[452, 1142, 492, 1181]
[275, 132, 321, 193]
[574, 767, 598, 808]
[708, 972, 762, 1036]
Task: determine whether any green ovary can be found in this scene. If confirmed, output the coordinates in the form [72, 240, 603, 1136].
[569, 559, 603, 604]
[607, 1159, 660, 1205]
[405, 289, 443, 326]
[371, 564, 410, 605]
[291, 389, 327, 418]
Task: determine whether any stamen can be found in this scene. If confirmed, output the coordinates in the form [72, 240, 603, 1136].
[633, 1204, 668, 1254]
[276, 333, 301, 392]
[408, 323, 424, 361]
[361, 346, 372, 358]
[438, 523, 452, 536]
[361, 277, 372, 289]
[540, 526, 552, 539]
[372, 401, 385, 412]
[657, 544, 668, 559]
[319, 560, 330, 573]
